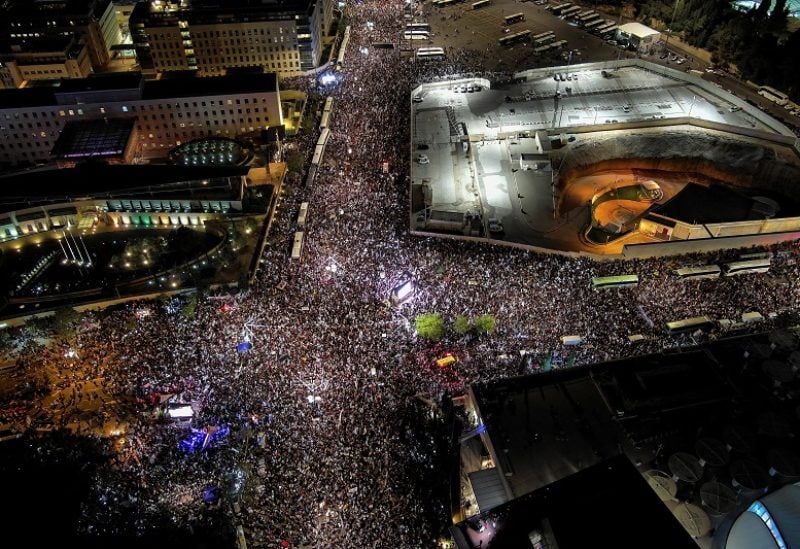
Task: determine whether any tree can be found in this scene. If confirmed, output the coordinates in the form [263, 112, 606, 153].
[453, 315, 471, 336]
[51, 306, 81, 338]
[181, 293, 198, 319]
[473, 314, 497, 335]
[416, 313, 444, 340]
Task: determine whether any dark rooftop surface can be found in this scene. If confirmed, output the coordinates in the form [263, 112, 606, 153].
[465, 328, 800, 546]
[51, 118, 135, 159]
[56, 72, 142, 94]
[653, 182, 763, 224]
[142, 72, 277, 100]
[0, 164, 247, 214]
[132, 0, 314, 25]
[452, 455, 698, 549]
[0, 0, 108, 20]
[0, 72, 277, 109]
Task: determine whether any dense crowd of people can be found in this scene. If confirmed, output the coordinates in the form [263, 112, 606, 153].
[3, 1, 800, 547]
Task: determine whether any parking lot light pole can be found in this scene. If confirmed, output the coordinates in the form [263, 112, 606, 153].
[663, 0, 682, 54]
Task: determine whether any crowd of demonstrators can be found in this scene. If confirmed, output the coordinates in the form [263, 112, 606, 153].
[2, 1, 800, 548]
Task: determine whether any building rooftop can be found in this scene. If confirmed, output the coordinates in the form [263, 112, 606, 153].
[51, 118, 136, 160]
[653, 182, 766, 224]
[142, 72, 278, 100]
[0, 0, 110, 22]
[463, 329, 800, 546]
[617, 22, 661, 38]
[452, 455, 698, 549]
[0, 164, 247, 214]
[131, 0, 315, 26]
[0, 72, 278, 109]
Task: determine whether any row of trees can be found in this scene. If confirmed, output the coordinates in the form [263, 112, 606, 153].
[415, 313, 497, 341]
[636, 0, 800, 101]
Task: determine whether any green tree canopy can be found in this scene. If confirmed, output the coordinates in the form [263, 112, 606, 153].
[416, 313, 444, 340]
[453, 314, 471, 336]
[473, 314, 497, 335]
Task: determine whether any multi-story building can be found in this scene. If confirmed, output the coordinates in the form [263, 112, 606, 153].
[0, 35, 94, 89]
[0, 71, 281, 166]
[129, 0, 330, 77]
[0, 0, 122, 70]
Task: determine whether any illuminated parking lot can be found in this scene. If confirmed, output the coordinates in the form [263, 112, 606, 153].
[410, 60, 797, 254]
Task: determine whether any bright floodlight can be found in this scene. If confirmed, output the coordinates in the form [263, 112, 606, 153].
[167, 405, 194, 419]
[395, 281, 413, 301]
[391, 275, 415, 305]
[319, 73, 337, 86]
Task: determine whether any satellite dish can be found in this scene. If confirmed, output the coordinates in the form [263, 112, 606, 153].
[644, 470, 677, 501]
[699, 481, 737, 516]
[668, 452, 703, 483]
[671, 502, 711, 538]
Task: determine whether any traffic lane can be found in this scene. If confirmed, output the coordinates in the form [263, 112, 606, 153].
[703, 73, 800, 130]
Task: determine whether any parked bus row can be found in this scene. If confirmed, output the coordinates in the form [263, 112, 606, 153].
[498, 29, 531, 47]
[533, 39, 568, 55]
[674, 256, 771, 280]
[593, 255, 771, 288]
[593, 22, 618, 37]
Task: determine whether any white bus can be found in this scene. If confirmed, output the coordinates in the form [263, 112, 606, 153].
[291, 231, 305, 260]
[560, 6, 582, 17]
[758, 86, 789, 106]
[721, 258, 771, 276]
[404, 30, 430, 40]
[472, 0, 491, 8]
[674, 265, 721, 280]
[591, 274, 639, 289]
[336, 25, 350, 71]
[297, 202, 309, 228]
[416, 47, 445, 60]
[504, 12, 525, 25]
[406, 22, 431, 32]
[739, 250, 772, 261]
[665, 316, 714, 335]
[549, 2, 573, 15]
[320, 110, 331, 130]
[584, 18, 605, 29]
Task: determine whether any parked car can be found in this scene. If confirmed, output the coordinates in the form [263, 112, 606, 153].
[417, 154, 429, 164]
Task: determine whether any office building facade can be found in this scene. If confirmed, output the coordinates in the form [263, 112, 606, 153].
[0, 0, 122, 70]
[130, 0, 330, 77]
[0, 71, 281, 166]
[0, 36, 94, 89]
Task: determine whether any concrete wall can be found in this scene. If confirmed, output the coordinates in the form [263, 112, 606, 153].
[622, 230, 800, 258]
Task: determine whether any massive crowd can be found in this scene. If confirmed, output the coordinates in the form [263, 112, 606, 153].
[3, 1, 800, 548]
